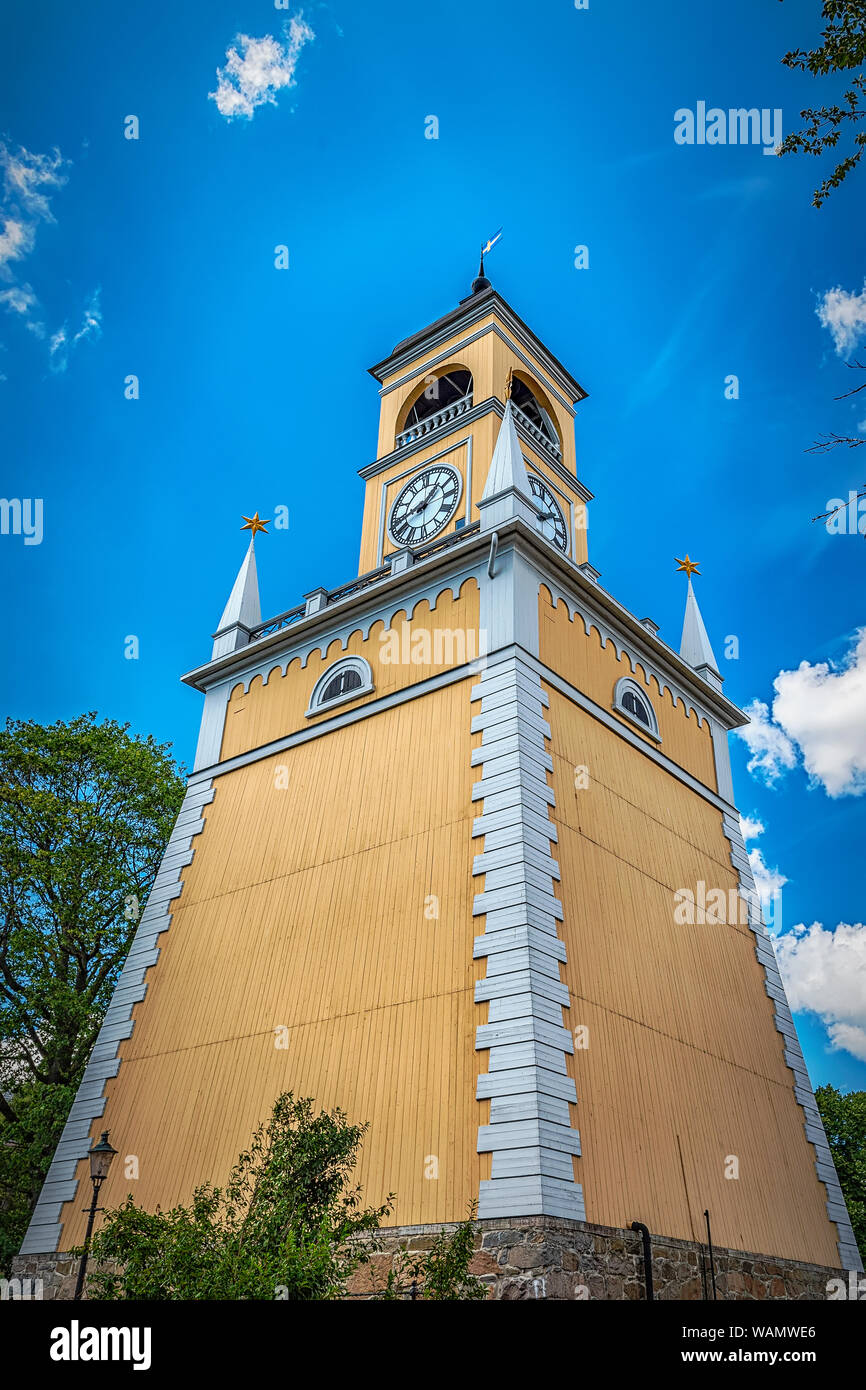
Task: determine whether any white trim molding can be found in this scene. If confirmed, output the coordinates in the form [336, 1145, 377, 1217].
[612, 675, 661, 742]
[19, 780, 215, 1256]
[305, 655, 374, 718]
[471, 652, 585, 1221]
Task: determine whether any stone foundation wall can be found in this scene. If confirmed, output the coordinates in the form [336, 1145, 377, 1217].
[7, 1253, 81, 1301]
[8, 1218, 848, 1300]
[346, 1217, 847, 1300]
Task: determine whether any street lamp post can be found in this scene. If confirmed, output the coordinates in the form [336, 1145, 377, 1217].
[73, 1130, 117, 1301]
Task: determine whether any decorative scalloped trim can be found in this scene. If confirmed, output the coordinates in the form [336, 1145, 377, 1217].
[229, 572, 482, 697]
[539, 582, 712, 730]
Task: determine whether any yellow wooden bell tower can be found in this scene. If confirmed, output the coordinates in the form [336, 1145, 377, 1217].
[357, 268, 590, 574]
[24, 269, 860, 1286]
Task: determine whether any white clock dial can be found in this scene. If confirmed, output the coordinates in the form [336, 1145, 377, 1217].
[528, 475, 569, 553]
[388, 465, 463, 546]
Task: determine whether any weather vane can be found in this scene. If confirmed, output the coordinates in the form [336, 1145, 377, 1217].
[675, 554, 700, 578]
[241, 512, 270, 538]
[481, 228, 503, 258]
[472, 228, 502, 288]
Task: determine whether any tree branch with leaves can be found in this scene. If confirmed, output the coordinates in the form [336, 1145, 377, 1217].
[777, 0, 866, 206]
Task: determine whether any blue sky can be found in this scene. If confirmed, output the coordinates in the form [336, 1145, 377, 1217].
[1, 0, 864, 1092]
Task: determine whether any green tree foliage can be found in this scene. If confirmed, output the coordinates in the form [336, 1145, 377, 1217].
[81, 1094, 393, 1300]
[81, 1095, 487, 1300]
[778, 1, 866, 206]
[815, 1084, 866, 1260]
[379, 1205, 489, 1301]
[0, 713, 184, 1270]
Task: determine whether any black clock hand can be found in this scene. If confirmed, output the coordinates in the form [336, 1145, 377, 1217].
[408, 486, 439, 522]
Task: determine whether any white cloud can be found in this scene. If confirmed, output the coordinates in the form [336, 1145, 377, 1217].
[0, 283, 38, 316]
[739, 814, 765, 841]
[736, 699, 797, 784]
[816, 280, 866, 358]
[773, 629, 866, 798]
[737, 815, 786, 919]
[209, 20, 314, 121]
[0, 215, 32, 267]
[0, 141, 100, 377]
[1, 142, 66, 218]
[774, 921, 866, 1062]
[49, 288, 102, 372]
[0, 142, 69, 350]
[748, 846, 788, 913]
[0, 142, 65, 272]
[736, 630, 866, 798]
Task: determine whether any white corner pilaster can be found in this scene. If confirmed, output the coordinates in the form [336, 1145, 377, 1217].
[710, 719, 735, 806]
[478, 540, 543, 659]
[19, 779, 215, 1256]
[471, 652, 585, 1220]
[193, 681, 234, 772]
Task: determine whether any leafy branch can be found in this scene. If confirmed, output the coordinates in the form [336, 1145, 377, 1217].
[777, 0, 866, 206]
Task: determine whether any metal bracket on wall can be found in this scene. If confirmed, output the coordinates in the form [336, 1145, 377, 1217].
[487, 531, 499, 579]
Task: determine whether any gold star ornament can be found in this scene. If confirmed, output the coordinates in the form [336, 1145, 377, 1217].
[241, 512, 270, 538]
[675, 554, 700, 578]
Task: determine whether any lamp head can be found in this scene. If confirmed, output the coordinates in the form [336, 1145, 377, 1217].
[88, 1130, 117, 1182]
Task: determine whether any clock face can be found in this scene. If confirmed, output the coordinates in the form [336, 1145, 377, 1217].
[388, 465, 463, 546]
[528, 475, 569, 553]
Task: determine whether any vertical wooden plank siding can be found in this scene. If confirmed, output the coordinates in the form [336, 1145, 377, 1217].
[58, 679, 483, 1247]
[547, 687, 839, 1266]
[220, 580, 479, 760]
[539, 589, 718, 791]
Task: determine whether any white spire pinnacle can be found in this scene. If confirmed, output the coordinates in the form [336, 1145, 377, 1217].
[680, 576, 719, 673]
[483, 398, 532, 501]
[213, 538, 261, 657]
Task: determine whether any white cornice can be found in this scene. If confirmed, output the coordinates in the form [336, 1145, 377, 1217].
[377, 321, 579, 416]
[369, 291, 588, 408]
[182, 519, 746, 731]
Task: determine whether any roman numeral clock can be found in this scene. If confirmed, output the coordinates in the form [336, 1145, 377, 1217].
[388, 464, 462, 546]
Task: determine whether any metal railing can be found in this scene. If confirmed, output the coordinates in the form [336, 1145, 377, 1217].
[247, 523, 479, 646]
[411, 520, 479, 563]
[395, 393, 473, 449]
[512, 401, 562, 461]
[249, 602, 306, 642]
[325, 564, 391, 606]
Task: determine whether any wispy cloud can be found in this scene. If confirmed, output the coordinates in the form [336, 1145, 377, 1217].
[0, 140, 100, 373]
[748, 846, 788, 911]
[49, 288, 102, 372]
[816, 280, 866, 358]
[0, 282, 42, 333]
[0, 141, 66, 266]
[0, 141, 67, 339]
[738, 814, 787, 916]
[209, 19, 314, 121]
